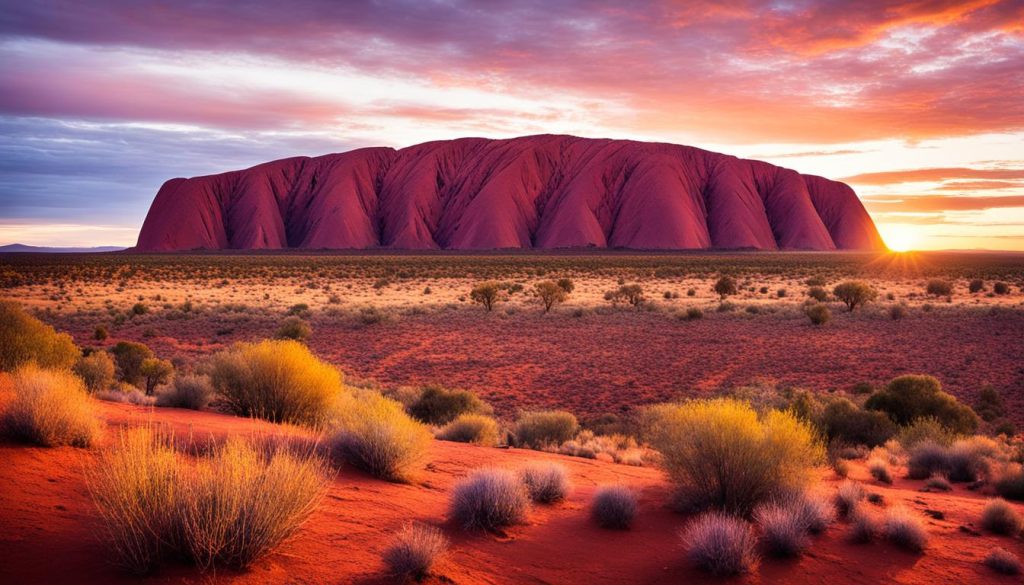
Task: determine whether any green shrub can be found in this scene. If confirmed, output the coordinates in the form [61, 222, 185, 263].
[275, 316, 311, 342]
[0, 301, 79, 372]
[804, 303, 831, 325]
[832, 281, 877, 311]
[865, 375, 979, 434]
[74, 351, 116, 393]
[817, 398, 896, 447]
[409, 385, 490, 425]
[646, 399, 824, 515]
[897, 417, 957, 448]
[140, 357, 174, 396]
[110, 341, 154, 388]
[437, 414, 500, 446]
[514, 410, 579, 448]
[208, 340, 343, 427]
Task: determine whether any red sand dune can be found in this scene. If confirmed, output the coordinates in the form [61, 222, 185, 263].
[1, 401, 1020, 584]
[135, 135, 883, 252]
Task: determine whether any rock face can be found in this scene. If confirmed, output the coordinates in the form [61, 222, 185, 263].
[135, 135, 884, 251]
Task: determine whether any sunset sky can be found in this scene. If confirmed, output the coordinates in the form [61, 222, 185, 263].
[1, 0, 1022, 250]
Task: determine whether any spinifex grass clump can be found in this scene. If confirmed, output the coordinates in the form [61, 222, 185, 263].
[330, 390, 432, 481]
[1, 364, 100, 447]
[88, 427, 329, 574]
[450, 469, 529, 531]
[645, 398, 824, 516]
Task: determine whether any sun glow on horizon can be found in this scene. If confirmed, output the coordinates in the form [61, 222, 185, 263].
[878, 224, 924, 252]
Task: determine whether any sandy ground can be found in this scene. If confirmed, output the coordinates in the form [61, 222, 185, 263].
[1, 400, 1022, 584]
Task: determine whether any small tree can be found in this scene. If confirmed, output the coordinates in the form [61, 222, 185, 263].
[714, 276, 738, 299]
[110, 341, 154, 387]
[470, 282, 502, 312]
[833, 281, 877, 312]
[139, 358, 174, 396]
[535, 281, 568, 313]
[556, 278, 575, 294]
[865, 374, 979, 434]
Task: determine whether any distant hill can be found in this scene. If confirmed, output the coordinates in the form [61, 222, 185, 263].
[0, 243, 126, 253]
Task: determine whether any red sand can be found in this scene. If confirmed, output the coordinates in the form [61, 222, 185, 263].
[136, 135, 882, 252]
[1, 401, 1021, 584]
[64, 307, 1024, 422]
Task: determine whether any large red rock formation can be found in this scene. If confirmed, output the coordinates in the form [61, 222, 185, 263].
[135, 135, 884, 251]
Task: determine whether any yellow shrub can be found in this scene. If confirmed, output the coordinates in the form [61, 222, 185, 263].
[0, 301, 79, 371]
[88, 427, 329, 574]
[647, 398, 824, 515]
[331, 390, 432, 481]
[208, 340, 343, 427]
[1, 364, 100, 447]
[438, 413, 501, 446]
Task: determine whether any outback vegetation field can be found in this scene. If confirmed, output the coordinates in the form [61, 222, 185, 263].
[1, 250, 1024, 584]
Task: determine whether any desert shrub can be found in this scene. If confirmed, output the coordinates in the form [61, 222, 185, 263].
[868, 458, 893, 484]
[140, 357, 174, 396]
[835, 480, 865, 517]
[985, 547, 1022, 575]
[804, 303, 831, 325]
[926, 279, 952, 296]
[556, 278, 575, 293]
[807, 286, 828, 302]
[993, 418, 1017, 437]
[975, 385, 1007, 423]
[604, 284, 645, 309]
[791, 491, 835, 533]
[275, 316, 311, 342]
[897, 416, 957, 448]
[409, 385, 490, 425]
[535, 280, 569, 312]
[437, 414, 500, 446]
[514, 410, 578, 448]
[994, 281, 1010, 295]
[848, 509, 879, 543]
[449, 469, 529, 530]
[591, 485, 637, 529]
[981, 498, 1022, 535]
[110, 341, 154, 388]
[714, 276, 738, 299]
[331, 391, 431, 481]
[155, 374, 214, 410]
[817, 398, 896, 447]
[832, 281, 877, 311]
[75, 351, 116, 392]
[286, 303, 309, 317]
[683, 512, 758, 576]
[924, 474, 952, 491]
[647, 399, 824, 515]
[907, 441, 952, 479]
[946, 436, 1003, 482]
[1, 364, 100, 447]
[383, 523, 448, 581]
[883, 506, 928, 552]
[996, 464, 1024, 500]
[969, 279, 985, 293]
[469, 282, 502, 311]
[684, 307, 703, 320]
[94, 325, 109, 341]
[0, 300, 79, 371]
[520, 463, 570, 504]
[88, 428, 328, 573]
[208, 340, 343, 427]
[865, 375, 979, 434]
[755, 501, 811, 557]
[889, 304, 908, 320]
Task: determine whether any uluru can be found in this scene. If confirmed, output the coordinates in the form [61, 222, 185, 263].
[135, 135, 884, 252]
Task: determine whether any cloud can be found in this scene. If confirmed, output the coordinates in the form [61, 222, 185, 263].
[863, 194, 1024, 213]
[844, 167, 1024, 185]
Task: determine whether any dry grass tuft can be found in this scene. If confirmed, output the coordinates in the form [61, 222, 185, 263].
[330, 391, 431, 481]
[754, 501, 811, 557]
[683, 512, 759, 576]
[1, 364, 100, 447]
[437, 413, 500, 446]
[835, 480, 865, 517]
[981, 498, 1022, 536]
[590, 485, 638, 529]
[383, 523, 448, 580]
[985, 547, 1022, 575]
[883, 506, 929, 552]
[520, 463, 570, 504]
[88, 427, 329, 574]
[450, 468, 529, 531]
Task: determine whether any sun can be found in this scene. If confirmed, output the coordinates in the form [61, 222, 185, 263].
[879, 225, 921, 253]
